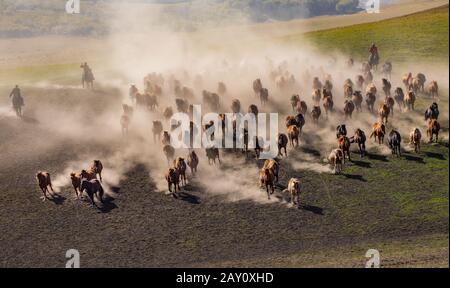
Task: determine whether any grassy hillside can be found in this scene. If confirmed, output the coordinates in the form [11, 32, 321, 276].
[0, 0, 365, 37]
[290, 5, 449, 62]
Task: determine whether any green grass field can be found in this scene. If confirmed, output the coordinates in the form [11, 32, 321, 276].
[286, 5, 449, 63]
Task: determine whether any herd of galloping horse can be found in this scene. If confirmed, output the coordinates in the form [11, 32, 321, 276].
[36, 58, 443, 208]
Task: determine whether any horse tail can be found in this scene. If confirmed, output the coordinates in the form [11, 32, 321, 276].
[278, 167, 286, 180]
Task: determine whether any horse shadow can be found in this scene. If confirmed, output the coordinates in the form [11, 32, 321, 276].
[109, 186, 121, 193]
[299, 147, 321, 157]
[21, 115, 39, 124]
[343, 173, 366, 182]
[97, 196, 118, 213]
[351, 160, 371, 168]
[403, 154, 425, 164]
[173, 191, 201, 204]
[298, 204, 324, 215]
[425, 152, 445, 160]
[367, 153, 388, 162]
[48, 193, 66, 205]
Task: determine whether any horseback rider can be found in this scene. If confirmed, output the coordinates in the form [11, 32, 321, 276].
[129, 84, 138, 103]
[368, 43, 379, 67]
[9, 85, 24, 117]
[9, 84, 21, 98]
[80, 62, 95, 88]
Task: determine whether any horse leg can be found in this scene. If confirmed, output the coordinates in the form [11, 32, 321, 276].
[88, 193, 97, 207]
[98, 189, 104, 204]
[41, 187, 47, 201]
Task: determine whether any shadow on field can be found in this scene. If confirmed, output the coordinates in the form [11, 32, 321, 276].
[343, 173, 366, 182]
[97, 196, 118, 213]
[110, 186, 121, 193]
[425, 151, 446, 160]
[299, 147, 321, 157]
[367, 153, 388, 162]
[403, 154, 425, 164]
[174, 191, 201, 204]
[48, 193, 65, 205]
[352, 160, 371, 168]
[21, 115, 39, 124]
[299, 204, 324, 215]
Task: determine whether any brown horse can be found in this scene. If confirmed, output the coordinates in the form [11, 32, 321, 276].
[90, 160, 103, 182]
[165, 168, 180, 194]
[409, 128, 422, 153]
[350, 129, 366, 157]
[311, 106, 321, 125]
[174, 157, 187, 186]
[120, 114, 130, 136]
[152, 121, 163, 143]
[253, 78, 263, 97]
[365, 92, 376, 113]
[338, 136, 351, 162]
[323, 96, 333, 119]
[206, 147, 221, 165]
[187, 150, 199, 175]
[352, 91, 363, 112]
[427, 119, 440, 143]
[278, 133, 288, 157]
[369, 122, 386, 144]
[384, 96, 395, 117]
[312, 89, 321, 105]
[262, 159, 280, 183]
[378, 103, 390, 124]
[259, 168, 275, 200]
[163, 145, 175, 166]
[405, 89, 416, 111]
[285, 178, 301, 206]
[344, 83, 353, 98]
[36, 171, 54, 201]
[343, 100, 355, 119]
[427, 81, 439, 99]
[70, 172, 82, 199]
[287, 125, 299, 148]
